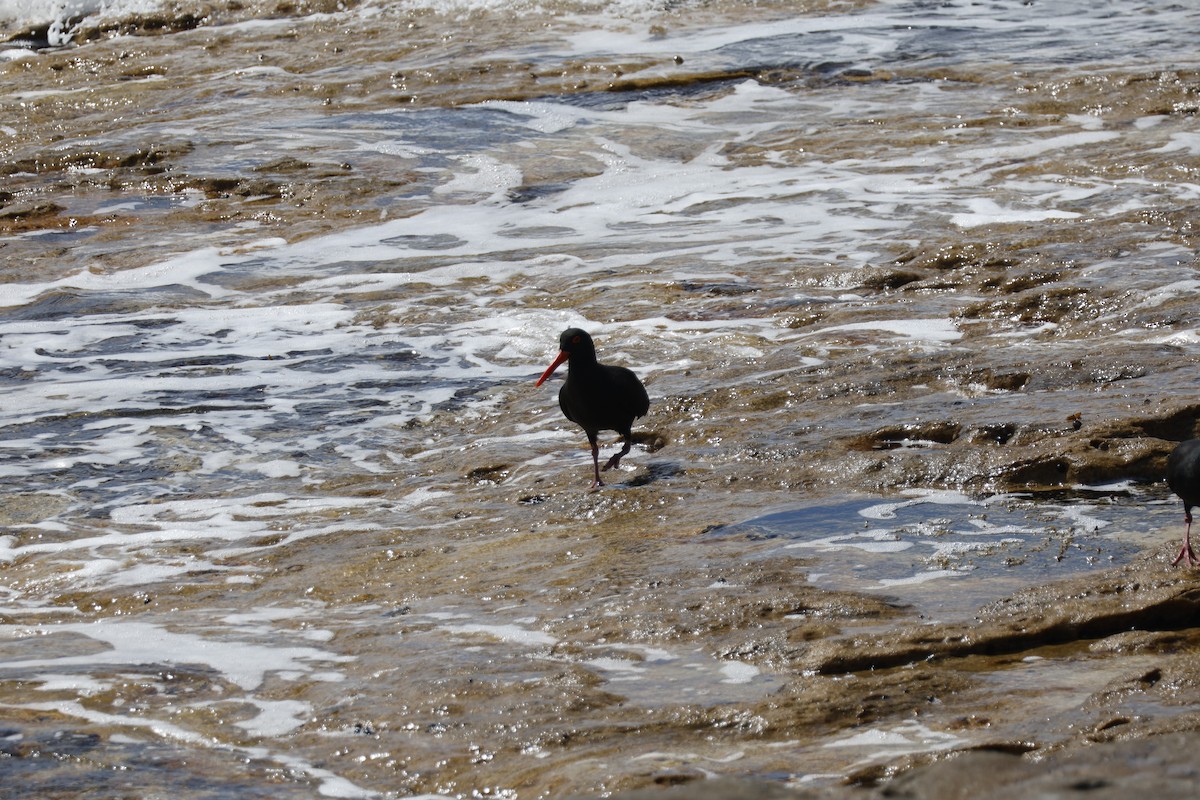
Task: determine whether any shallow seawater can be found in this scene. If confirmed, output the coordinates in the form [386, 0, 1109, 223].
[3, 0, 1200, 796]
[710, 486, 1174, 619]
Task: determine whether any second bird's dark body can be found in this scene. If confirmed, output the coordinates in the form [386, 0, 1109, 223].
[536, 328, 649, 488]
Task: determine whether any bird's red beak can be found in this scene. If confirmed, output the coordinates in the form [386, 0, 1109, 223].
[535, 350, 569, 386]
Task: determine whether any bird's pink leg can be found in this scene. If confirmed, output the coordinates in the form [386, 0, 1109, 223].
[1172, 512, 1199, 567]
[602, 438, 633, 472]
[589, 441, 604, 490]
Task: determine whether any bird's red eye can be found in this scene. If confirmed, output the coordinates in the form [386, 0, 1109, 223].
[572, 335, 581, 344]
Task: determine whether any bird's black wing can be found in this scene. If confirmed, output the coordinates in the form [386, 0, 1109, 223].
[558, 384, 576, 425]
[607, 365, 649, 420]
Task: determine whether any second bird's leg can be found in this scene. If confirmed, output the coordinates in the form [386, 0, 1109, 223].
[1173, 512, 1199, 567]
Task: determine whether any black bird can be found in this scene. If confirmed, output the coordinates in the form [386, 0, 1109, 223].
[1166, 438, 1200, 567]
[535, 328, 650, 489]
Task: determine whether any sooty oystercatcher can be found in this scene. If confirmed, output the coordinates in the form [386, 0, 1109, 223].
[535, 328, 649, 489]
[1167, 439, 1200, 567]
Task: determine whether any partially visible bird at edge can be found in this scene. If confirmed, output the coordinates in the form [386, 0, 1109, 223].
[1166, 438, 1200, 567]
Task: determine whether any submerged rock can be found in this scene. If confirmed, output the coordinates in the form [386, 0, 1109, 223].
[803, 558, 1200, 674]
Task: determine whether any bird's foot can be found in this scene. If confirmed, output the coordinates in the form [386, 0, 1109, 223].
[1171, 542, 1200, 567]
[602, 455, 623, 472]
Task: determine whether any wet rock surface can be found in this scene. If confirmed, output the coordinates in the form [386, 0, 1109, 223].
[593, 555, 1200, 800]
[601, 730, 1200, 799]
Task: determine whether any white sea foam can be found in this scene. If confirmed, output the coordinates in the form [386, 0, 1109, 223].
[877, 568, 972, 587]
[784, 531, 914, 555]
[956, 130, 1121, 163]
[18, 698, 218, 746]
[824, 720, 967, 754]
[1, 610, 368, 790]
[434, 154, 525, 201]
[0, 492, 386, 571]
[0, 0, 102, 26]
[1, 618, 353, 690]
[16, 698, 376, 797]
[578, 645, 776, 701]
[719, 661, 760, 685]
[951, 198, 1082, 228]
[807, 318, 963, 345]
[858, 490, 976, 521]
[234, 698, 313, 737]
[441, 622, 558, 646]
[584, 657, 645, 675]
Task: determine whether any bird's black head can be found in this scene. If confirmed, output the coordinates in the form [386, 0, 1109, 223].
[558, 328, 594, 356]
[535, 328, 597, 386]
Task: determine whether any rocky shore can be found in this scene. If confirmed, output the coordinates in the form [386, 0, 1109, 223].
[598, 549, 1200, 800]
